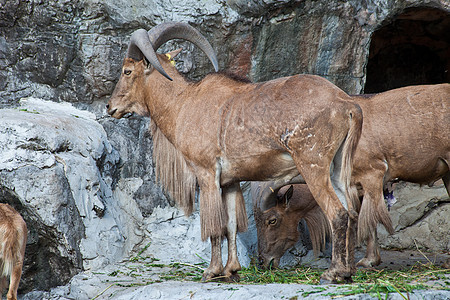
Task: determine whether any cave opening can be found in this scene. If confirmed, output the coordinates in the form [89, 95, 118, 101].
[364, 7, 450, 94]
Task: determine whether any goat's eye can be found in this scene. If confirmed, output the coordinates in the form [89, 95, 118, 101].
[268, 218, 277, 226]
[124, 69, 132, 75]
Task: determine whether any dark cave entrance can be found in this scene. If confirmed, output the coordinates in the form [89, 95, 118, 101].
[364, 7, 450, 94]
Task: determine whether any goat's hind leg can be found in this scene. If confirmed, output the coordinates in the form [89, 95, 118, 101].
[6, 263, 23, 300]
[294, 161, 354, 283]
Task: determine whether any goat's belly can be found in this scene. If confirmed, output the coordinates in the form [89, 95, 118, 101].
[219, 152, 300, 185]
[387, 157, 449, 185]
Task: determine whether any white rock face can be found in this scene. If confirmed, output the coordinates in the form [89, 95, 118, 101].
[0, 97, 256, 291]
[0, 98, 135, 282]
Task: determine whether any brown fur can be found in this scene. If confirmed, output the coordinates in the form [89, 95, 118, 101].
[352, 84, 450, 245]
[0, 204, 27, 300]
[253, 183, 330, 268]
[253, 83, 449, 269]
[150, 120, 196, 216]
[107, 46, 363, 282]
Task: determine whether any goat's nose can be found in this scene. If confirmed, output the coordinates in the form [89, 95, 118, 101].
[106, 104, 110, 109]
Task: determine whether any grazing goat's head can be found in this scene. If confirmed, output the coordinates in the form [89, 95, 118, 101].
[253, 183, 330, 269]
[254, 185, 300, 268]
[107, 22, 219, 119]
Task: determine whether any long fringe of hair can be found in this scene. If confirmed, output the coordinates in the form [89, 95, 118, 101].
[150, 120, 196, 216]
[150, 121, 248, 240]
[303, 205, 331, 256]
[357, 192, 394, 244]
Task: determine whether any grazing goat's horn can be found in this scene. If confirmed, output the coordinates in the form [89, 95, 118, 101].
[127, 22, 219, 81]
[254, 175, 307, 211]
[251, 181, 280, 212]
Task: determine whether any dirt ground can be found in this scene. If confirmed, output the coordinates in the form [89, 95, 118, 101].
[369, 249, 450, 270]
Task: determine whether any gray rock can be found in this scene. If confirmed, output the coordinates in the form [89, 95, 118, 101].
[378, 182, 449, 251]
[0, 98, 139, 291]
[0, 0, 449, 297]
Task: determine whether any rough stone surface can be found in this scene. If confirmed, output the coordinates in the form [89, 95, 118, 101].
[0, 0, 449, 297]
[377, 182, 449, 251]
[0, 98, 134, 291]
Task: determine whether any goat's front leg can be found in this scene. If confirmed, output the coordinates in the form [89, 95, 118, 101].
[222, 183, 246, 282]
[196, 170, 228, 282]
[202, 236, 223, 282]
[356, 171, 391, 268]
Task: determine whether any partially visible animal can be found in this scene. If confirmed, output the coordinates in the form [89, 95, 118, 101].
[0, 204, 27, 300]
[252, 182, 330, 268]
[254, 83, 450, 268]
[107, 22, 363, 283]
[351, 84, 449, 267]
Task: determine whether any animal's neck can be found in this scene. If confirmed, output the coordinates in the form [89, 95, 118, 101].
[145, 73, 189, 143]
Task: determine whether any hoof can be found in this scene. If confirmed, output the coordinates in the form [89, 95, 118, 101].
[201, 271, 223, 282]
[223, 271, 240, 283]
[320, 276, 353, 284]
[443, 258, 450, 269]
[342, 276, 353, 284]
[357, 258, 381, 268]
[320, 271, 353, 284]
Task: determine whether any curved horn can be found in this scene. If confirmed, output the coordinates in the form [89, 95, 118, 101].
[127, 22, 219, 81]
[253, 175, 306, 211]
[127, 29, 172, 80]
[252, 181, 280, 212]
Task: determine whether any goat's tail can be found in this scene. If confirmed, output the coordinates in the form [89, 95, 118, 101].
[340, 104, 363, 217]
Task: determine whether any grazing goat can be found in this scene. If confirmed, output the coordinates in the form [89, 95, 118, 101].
[252, 182, 330, 268]
[107, 22, 363, 283]
[0, 204, 27, 300]
[253, 83, 450, 268]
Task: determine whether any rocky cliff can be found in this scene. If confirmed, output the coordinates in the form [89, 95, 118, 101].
[0, 0, 449, 294]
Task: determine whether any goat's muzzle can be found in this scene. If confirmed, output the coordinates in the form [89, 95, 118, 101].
[106, 104, 117, 117]
[258, 256, 277, 270]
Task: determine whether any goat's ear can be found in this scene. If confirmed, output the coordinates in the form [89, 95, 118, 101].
[165, 48, 183, 60]
[283, 185, 294, 206]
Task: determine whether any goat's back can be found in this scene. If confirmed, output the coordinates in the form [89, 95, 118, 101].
[353, 83, 450, 183]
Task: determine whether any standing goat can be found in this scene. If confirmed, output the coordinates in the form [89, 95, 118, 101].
[107, 22, 363, 283]
[253, 84, 450, 269]
[0, 204, 27, 300]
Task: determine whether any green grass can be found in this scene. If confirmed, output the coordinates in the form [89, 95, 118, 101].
[96, 254, 449, 300]
[19, 108, 40, 114]
[238, 261, 449, 298]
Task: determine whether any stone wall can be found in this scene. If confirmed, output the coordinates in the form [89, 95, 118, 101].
[0, 0, 449, 293]
[2, 0, 448, 106]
